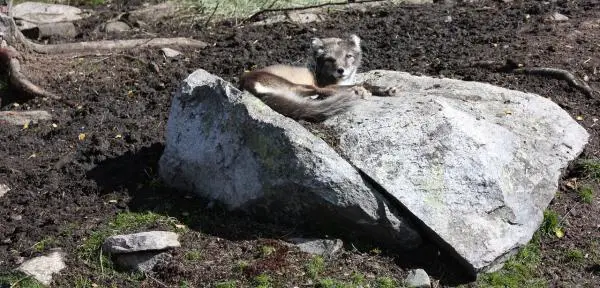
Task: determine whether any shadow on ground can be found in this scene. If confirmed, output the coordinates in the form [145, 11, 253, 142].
[85, 142, 475, 285]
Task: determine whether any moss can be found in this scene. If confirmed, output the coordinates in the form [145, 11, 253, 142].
[306, 255, 326, 279]
[578, 185, 594, 204]
[477, 233, 546, 288]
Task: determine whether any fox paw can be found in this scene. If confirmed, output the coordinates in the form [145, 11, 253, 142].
[350, 86, 372, 99]
[384, 86, 402, 97]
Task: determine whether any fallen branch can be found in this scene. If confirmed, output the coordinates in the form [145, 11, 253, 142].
[471, 60, 598, 99]
[514, 67, 596, 98]
[244, 0, 386, 23]
[18, 33, 208, 54]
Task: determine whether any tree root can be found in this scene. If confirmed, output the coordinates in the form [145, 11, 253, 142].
[0, 9, 208, 107]
[513, 67, 596, 98]
[1, 48, 76, 107]
[472, 60, 598, 99]
[17, 33, 208, 55]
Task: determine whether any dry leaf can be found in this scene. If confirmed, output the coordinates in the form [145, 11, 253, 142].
[554, 227, 564, 238]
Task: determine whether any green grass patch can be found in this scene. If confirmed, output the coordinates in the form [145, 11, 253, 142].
[0, 272, 44, 288]
[185, 0, 332, 20]
[260, 245, 276, 257]
[184, 249, 202, 262]
[253, 273, 272, 288]
[234, 260, 250, 272]
[375, 276, 398, 288]
[565, 248, 585, 263]
[350, 272, 365, 286]
[578, 158, 600, 180]
[78, 211, 180, 267]
[32, 236, 58, 253]
[306, 255, 326, 279]
[578, 185, 594, 204]
[215, 280, 237, 288]
[317, 278, 351, 288]
[541, 209, 562, 237]
[477, 233, 546, 288]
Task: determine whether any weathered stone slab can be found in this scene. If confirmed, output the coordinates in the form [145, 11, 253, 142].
[103, 231, 180, 254]
[322, 70, 589, 273]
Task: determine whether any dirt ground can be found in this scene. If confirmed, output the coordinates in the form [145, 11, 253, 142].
[1, 0, 600, 287]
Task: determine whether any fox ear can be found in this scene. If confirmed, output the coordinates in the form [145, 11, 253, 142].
[311, 37, 324, 55]
[349, 34, 361, 47]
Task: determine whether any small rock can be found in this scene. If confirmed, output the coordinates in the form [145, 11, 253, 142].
[580, 19, 600, 29]
[289, 238, 343, 257]
[10, 214, 22, 221]
[0, 111, 52, 126]
[113, 251, 170, 272]
[102, 231, 180, 254]
[549, 12, 569, 22]
[17, 251, 66, 285]
[0, 184, 9, 197]
[405, 269, 431, 288]
[22, 22, 78, 39]
[104, 21, 131, 33]
[444, 15, 452, 23]
[160, 47, 182, 58]
[287, 12, 326, 24]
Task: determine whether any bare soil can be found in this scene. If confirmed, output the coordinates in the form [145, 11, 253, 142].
[1, 0, 599, 287]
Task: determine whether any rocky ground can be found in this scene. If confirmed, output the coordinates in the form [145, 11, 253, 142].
[1, 0, 599, 287]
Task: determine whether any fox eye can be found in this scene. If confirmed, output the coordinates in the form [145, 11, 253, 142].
[346, 54, 354, 59]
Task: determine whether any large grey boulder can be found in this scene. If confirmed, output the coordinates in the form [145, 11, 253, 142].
[158, 69, 422, 249]
[159, 69, 587, 275]
[324, 70, 589, 273]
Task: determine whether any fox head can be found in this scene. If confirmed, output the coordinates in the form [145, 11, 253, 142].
[311, 34, 363, 86]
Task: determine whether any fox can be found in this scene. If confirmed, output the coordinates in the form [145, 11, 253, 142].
[239, 34, 396, 122]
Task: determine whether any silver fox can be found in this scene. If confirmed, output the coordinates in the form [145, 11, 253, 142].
[240, 34, 394, 122]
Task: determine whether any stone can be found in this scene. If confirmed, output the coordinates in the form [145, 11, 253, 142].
[580, 18, 600, 29]
[102, 231, 180, 254]
[160, 47, 182, 58]
[322, 70, 588, 273]
[405, 269, 431, 288]
[158, 69, 422, 249]
[104, 21, 131, 33]
[289, 238, 344, 257]
[22, 22, 78, 40]
[287, 12, 326, 24]
[549, 12, 569, 22]
[17, 251, 66, 285]
[113, 251, 171, 272]
[158, 69, 587, 275]
[12, 2, 90, 30]
[0, 111, 52, 126]
[0, 183, 9, 197]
